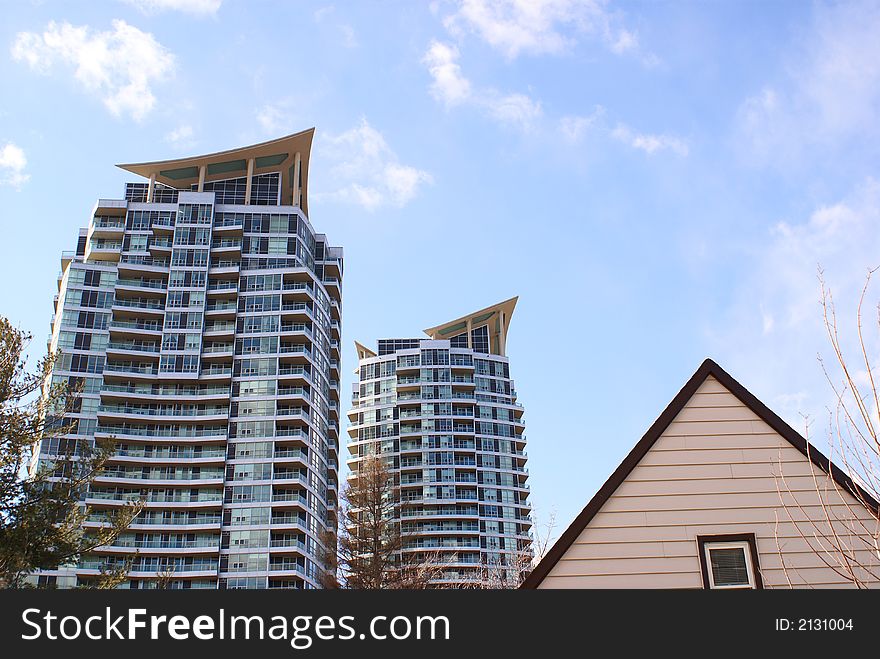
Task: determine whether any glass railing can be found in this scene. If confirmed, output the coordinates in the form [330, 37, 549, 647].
[275, 428, 308, 439]
[124, 515, 222, 526]
[97, 425, 226, 438]
[272, 471, 307, 483]
[213, 217, 243, 228]
[269, 562, 306, 573]
[271, 493, 309, 505]
[93, 216, 126, 229]
[117, 278, 167, 290]
[210, 260, 239, 268]
[201, 367, 232, 376]
[107, 342, 160, 353]
[110, 319, 161, 331]
[99, 469, 224, 481]
[99, 405, 227, 417]
[276, 408, 308, 417]
[113, 448, 226, 459]
[274, 448, 309, 459]
[205, 322, 235, 332]
[104, 363, 158, 375]
[269, 538, 307, 550]
[280, 323, 312, 335]
[110, 537, 219, 549]
[114, 298, 165, 310]
[278, 366, 310, 377]
[202, 344, 233, 354]
[279, 345, 310, 354]
[207, 281, 238, 291]
[101, 383, 229, 396]
[120, 255, 170, 267]
[276, 386, 307, 397]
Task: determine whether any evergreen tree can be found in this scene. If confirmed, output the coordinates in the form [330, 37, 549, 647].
[0, 317, 140, 588]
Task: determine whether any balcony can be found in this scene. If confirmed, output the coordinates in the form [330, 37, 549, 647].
[119, 255, 170, 272]
[106, 341, 160, 357]
[113, 298, 165, 315]
[204, 321, 235, 337]
[103, 362, 159, 377]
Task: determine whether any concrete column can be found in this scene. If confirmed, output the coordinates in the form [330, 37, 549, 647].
[244, 158, 255, 204]
[147, 172, 156, 202]
[466, 318, 473, 349]
[197, 165, 206, 192]
[499, 313, 506, 356]
[292, 152, 302, 208]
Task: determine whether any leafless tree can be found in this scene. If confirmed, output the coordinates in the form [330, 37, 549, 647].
[774, 269, 880, 588]
[481, 509, 556, 588]
[155, 562, 176, 589]
[322, 454, 445, 589]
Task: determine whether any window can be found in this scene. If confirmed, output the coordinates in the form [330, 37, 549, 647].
[450, 331, 468, 348]
[697, 534, 762, 589]
[471, 325, 490, 354]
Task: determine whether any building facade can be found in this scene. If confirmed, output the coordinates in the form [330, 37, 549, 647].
[522, 359, 880, 589]
[347, 298, 532, 587]
[36, 130, 343, 589]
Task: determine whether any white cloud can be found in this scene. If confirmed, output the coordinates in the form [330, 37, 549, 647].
[559, 106, 605, 143]
[611, 122, 688, 156]
[338, 24, 358, 48]
[423, 40, 472, 107]
[708, 179, 880, 427]
[256, 101, 297, 135]
[736, 2, 880, 167]
[165, 124, 194, 148]
[422, 39, 541, 130]
[482, 91, 542, 129]
[313, 119, 433, 211]
[121, 0, 222, 15]
[313, 5, 335, 22]
[0, 143, 29, 188]
[11, 20, 175, 122]
[443, 0, 651, 62]
[312, 6, 357, 48]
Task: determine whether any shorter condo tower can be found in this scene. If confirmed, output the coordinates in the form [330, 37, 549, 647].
[347, 298, 532, 587]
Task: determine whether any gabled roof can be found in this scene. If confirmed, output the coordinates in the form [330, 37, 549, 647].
[117, 128, 315, 215]
[521, 358, 880, 589]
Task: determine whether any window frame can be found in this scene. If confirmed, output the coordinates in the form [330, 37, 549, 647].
[697, 533, 763, 590]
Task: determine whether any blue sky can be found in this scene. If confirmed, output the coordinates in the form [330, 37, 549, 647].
[2, 0, 880, 541]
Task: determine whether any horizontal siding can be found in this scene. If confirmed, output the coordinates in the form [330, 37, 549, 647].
[638, 446, 807, 465]
[542, 571, 703, 589]
[541, 376, 880, 589]
[572, 520, 877, 544]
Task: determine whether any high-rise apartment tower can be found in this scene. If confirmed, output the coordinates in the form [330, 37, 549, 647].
[347, 298, 531, 587]
[36, 129, 342, 589]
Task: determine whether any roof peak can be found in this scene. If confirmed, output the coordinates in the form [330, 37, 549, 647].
[521, 356, 880, 588]
[423, 296, 518, 356]
[116, 128, 316, 214]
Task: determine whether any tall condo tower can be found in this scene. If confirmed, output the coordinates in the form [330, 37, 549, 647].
[347, 298, 531, 587]
[36, 130, 342, 589]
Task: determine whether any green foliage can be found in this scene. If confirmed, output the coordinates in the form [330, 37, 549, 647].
[0, 317, 141, 588]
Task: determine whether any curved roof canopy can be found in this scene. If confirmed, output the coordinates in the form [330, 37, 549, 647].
[117, 128, 315, 215]
[423, 296, 518, 356]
